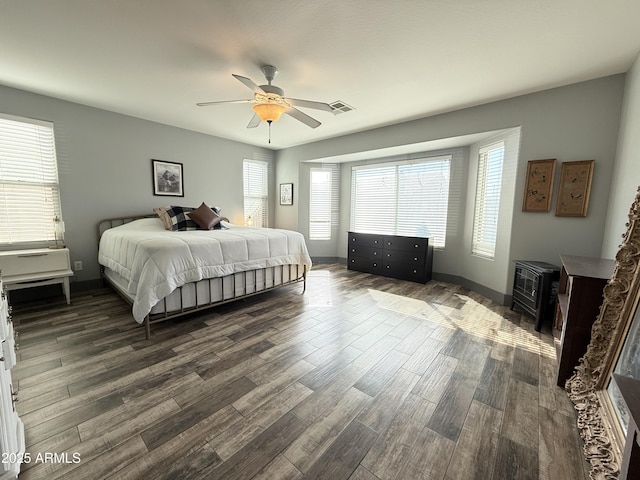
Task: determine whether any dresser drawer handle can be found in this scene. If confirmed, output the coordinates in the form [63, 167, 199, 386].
[386, 265, 390, 269]
[414, 257, 418, 261]
[413, 269, 417, 273]
[373, 251, 377, 256]
[414, 244, 419, 248]
[17, 253, 48, 258]
[374, 240, 379, 244]
[373, 263, 377, 267]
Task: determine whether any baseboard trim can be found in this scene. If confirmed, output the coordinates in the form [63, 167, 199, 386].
[333, 257, 509, 306]
[432, 272, 510, 306]
[311, 257, 345, 265]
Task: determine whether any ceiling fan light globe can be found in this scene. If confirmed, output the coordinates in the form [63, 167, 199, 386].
[252, 103, 286, 123]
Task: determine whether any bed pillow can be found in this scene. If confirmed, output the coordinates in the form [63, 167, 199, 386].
[187, 202, 222, 230]
[153, 207, 172, 230]
[164, 206, 199, 231]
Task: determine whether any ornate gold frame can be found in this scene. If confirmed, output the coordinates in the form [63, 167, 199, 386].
[566, 186, 640, 479]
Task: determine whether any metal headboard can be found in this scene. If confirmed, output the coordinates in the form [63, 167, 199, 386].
[96, 214, 157, 243]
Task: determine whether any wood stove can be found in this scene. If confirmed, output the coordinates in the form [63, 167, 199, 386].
[511, 260, 560, 331]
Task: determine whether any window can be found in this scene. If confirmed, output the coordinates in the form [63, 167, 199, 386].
[350, 156, 450, 247]
[0, 114, 62, 247]
[309, 164, 339, 240]
[472, 141, 505, 258]
[243, 159, 269, 227]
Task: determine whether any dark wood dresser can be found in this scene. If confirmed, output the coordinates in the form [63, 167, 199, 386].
[554, 254, 615, 387]
[347, 231, 433, 283]
[511, 260, 560, 332]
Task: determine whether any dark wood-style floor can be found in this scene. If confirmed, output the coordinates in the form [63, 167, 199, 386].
[12, 264, 589, 480]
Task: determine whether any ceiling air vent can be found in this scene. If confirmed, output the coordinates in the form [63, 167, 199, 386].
[329, 101, 355, 115]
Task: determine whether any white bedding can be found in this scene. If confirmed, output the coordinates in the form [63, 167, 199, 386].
[98, 218, 312, 323]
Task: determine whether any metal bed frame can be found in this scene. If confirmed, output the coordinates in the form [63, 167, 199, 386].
[97, 214, 307, 339]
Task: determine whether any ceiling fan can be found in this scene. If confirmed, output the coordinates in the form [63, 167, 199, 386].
[196, 65, 334, 131]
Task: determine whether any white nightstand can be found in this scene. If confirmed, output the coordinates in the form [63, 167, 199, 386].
[0, 248, 74, 304]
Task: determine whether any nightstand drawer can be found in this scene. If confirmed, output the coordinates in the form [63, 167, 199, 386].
[0, 248, 73, 304]
[0, 248, 69, 276]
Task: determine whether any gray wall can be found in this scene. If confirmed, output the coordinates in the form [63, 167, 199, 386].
[0, 84, 274, 283]
[602, 52, 640, 257]
[0, 73, 629, 298]
[276, 75, 625, 298]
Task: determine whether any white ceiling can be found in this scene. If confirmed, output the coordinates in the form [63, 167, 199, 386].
[2, 1, 640, 150]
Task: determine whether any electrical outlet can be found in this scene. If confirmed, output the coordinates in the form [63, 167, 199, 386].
[74, 260, 83, 271]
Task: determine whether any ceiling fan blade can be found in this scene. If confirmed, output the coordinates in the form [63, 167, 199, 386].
[196, 99, 253, 107]
[285, 107, 321, 128]
[286, 98, 334, 112]
[246, 113, 260, 128]
[232, 74, 266, 94]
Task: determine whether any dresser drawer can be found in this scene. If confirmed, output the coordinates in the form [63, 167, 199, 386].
[349, 245, 382, 259]
[348, 232, 383, 249]
[0, 248, 70, 276]
[348, 256, 383, 274]
[383, 249, 424, 264]
[382, 261, 426, 282]
[383, 236, 426, 254]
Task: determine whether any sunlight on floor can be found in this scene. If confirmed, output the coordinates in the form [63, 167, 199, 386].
[304, 269, 334, 307]
[366, 286, 553, 358]
[301, 269, 555, 359]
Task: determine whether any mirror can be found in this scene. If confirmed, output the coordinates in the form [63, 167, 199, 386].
[607, 306, 640, 438]
[566, 186, 640, 478]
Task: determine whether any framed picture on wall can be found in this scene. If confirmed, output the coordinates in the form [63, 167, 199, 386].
[280, 183, 293, 205]
[555, 160, 595, 217]
[152, 159, 184, 197]
[522, 159, 556, 212]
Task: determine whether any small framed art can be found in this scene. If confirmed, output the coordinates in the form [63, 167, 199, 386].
[152, 159, 184, 197]
[522, 159, 556, 212]
[280, 183, 293, 205]
[555, 160, 595, 217]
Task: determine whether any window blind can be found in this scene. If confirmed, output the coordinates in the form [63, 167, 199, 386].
[350, 156, 450, 247]
[472, 142, 505, 258]
[243, 159, 269, 227]
[0, 114, 62, 247]
[309, 164, 339, 240]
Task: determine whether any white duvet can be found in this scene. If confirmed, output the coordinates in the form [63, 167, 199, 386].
[98, 218, 312, 323]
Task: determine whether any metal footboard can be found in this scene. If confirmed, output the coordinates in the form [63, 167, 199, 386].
[142, 264, 307, 339]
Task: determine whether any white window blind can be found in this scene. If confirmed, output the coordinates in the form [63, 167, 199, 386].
[0, 114, 62, 247]
[309, 164, 339, 240]
[472, 141, 505, 258]
[350, 156, 450, 247]
[243, 159, 269, 227]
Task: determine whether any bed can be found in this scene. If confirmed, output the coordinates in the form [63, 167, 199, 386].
[97, 213, 312, 339]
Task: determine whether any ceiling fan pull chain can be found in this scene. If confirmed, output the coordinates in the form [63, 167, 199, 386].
[268, 120, 272, 144]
